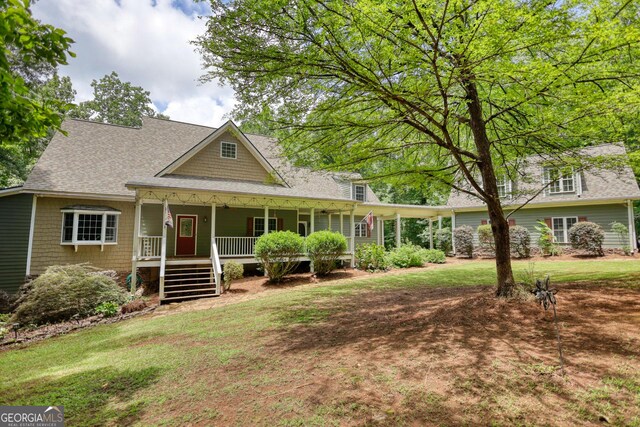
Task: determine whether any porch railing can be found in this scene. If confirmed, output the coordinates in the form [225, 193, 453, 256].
[138, 235, 162, 258]
[215, 237, 259, 257]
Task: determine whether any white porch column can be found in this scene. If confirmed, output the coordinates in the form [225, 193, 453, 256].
[350, 210, 355, 267]
[328, 213, 332, 231]
[395, 213, 401, 248]
[159, 199, 168, 299]
[451, 210, 456, 255]
[264, 205, 269, 235]
[438, 215, 442, 230]
[211, 202, 216, 242]
[627, 200, 636, 251]
[310, 207, 315, 234]
[381, 218, 385, 247]
[130, 198, 142, 293]
[339, 212, 344, 235]
[429, 218, 434, 249]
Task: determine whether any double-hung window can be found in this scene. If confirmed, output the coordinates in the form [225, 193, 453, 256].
[496, 176, 512, 199]
[545, 167, 575, 194]
[354, 222, 368, 237]
[354, 184, 366, 202]
[254, 217, 277, 236]
[552, 217, 578, 243]
[61, 206, 120, 249]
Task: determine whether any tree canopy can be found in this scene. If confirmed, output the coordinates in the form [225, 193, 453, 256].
[0, 0, 74, 146]
[71, 71, 168, 127]
[197, 0, 640, 295]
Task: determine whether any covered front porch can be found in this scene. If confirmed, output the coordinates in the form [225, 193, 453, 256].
[129, 188, 450, 301]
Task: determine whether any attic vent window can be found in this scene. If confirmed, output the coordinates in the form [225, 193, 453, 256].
[220, 141, 237, 159]
[354, 184, 366, 201]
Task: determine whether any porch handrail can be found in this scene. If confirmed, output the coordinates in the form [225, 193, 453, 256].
[215, 236, 259, 257]
[211, 239, 222, 294]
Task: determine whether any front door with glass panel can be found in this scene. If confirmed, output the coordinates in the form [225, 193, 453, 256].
[176, 215, 197, 256]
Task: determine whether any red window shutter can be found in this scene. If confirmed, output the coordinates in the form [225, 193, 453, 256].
[544, 218, 552, 228]
[508, 219, 516, 227]
[578, 216, 588, 222]
[481, 220, 488, 225]
[247, 217, 254, 237]
[277, 218, 284, 231]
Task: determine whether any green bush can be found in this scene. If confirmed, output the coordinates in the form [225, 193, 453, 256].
[509, 225, 531, 258]
[223, 261, 244, 291]
[387, 244, 424, 268]
[534, 220, 561, 256]
[254, 231, 304, 282]
[12, 264, 128, 325]
[305, 231, 347, 275]
[434, 227, 452, 254]
[569, 221, 605, 256]
[453, 225, 474, 258]
[421, 248, 446, 264]
[611, 221, 631, 255]
[354, 243, 389, 272]
[477, 224, 495, 254]
[94, 301, 120, 318]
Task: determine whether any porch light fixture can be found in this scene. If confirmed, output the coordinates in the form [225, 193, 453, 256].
[203, 216, 208, 223]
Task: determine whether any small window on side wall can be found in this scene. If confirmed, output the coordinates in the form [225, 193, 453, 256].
[220, 141, 237, 159]
[354, 184, 366, 201]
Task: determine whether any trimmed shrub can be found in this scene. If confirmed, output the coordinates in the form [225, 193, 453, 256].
[254, 231, 304, 282]
[387, 244, 424, 268]
[421, 248, 446, 264]
[305, 231, 347, 275]
[569, 221, 605, 256]
[434, 227, 452, 254]
[477, 224, 495, 255]
[355, 243, 389, 272]
[12, 264, 128, 325]
[534, 220, 561, 256]
[223, 261, 244, 291]
[453, 225, 474, 258]
[509, 225, 531, 258]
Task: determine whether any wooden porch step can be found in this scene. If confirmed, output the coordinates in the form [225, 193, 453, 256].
[161, 293, 219, 302]
[165, 282, 216, 289]
[165, 266, 212, 272]
[164, 286, 216, 295]
[164, 273, 211, 281]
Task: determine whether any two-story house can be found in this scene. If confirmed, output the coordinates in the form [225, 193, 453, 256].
[447, 144, 640, 253]
[0, 117, 448, 301]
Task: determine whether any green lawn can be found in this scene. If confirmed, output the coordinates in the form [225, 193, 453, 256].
[1, 259, 639, 426]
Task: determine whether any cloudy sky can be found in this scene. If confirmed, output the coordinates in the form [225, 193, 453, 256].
[32, 0, 235, 127]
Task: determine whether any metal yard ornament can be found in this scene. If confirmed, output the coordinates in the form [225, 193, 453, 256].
[533, 276, 565, 374]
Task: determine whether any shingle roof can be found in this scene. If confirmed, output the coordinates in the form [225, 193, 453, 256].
[446, 144, 640, 209]
[23, 117, 380, 203]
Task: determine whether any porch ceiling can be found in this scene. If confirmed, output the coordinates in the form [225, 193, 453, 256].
[355, 202, 452, 219]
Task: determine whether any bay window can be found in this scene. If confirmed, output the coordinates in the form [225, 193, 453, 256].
[61, 206, 120, 249]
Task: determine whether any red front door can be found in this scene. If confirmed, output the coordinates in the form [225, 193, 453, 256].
[176, 215, 197, 256]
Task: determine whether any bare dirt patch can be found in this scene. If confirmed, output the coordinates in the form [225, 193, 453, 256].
[208, 283, 640, 426]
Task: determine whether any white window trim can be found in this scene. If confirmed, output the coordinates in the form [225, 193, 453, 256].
[60, 209, 121, 251]
[551, 216, 578, 243]
[220, 141, 237, 159]
[354, 184, 366, 202]
[496, 176, 512, 199]
[354, 222, 368, 237]
[544, 167, 576, 194]
[253, 217, 278, 237]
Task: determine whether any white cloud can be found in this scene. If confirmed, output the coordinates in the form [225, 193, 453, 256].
[32, 0, 234, 127]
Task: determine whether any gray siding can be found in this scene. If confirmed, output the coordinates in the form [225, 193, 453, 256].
[314, 213, 378, 245]
[455, 204, 631, 248]
[0, 194, 32, 293]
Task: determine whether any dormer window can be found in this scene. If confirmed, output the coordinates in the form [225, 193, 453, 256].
[545, 167, 575, 194]
[496, 176, 512, 198]
[354, 184, 366, 201]
[220, 141, 237, 159]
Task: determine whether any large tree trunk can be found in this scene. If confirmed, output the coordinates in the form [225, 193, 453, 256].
[463, 74, 516, 297]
